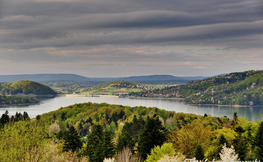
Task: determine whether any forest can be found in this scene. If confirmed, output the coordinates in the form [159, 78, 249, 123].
[0, 95, 40, 106]
[129, 70, 263, 106]
[1, 102, 263, 161]
[0, 80, 56, 95]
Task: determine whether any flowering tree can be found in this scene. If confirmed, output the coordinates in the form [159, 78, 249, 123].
[219, 143, 239, 162]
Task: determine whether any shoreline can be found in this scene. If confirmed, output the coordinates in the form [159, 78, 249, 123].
[57, 94, 119, 98]
[186, 103, 263, 107]
[55, 95, 263, 107]
[130, 96, 184, 100]
[8, 93, 56, 97]
[0, 102, 40, 107]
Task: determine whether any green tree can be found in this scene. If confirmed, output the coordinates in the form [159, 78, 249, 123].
[235, 139, 247, 161]
[117, 130, 134, 152]
[253, 121, 263, 160]
[195, 145, 204, 160]
[101, 130, 115, 159]
[0, 110, 10, 126]
[85, 124, 104, 162]
[62, 126, 82, 153]
[138, 117, 167, 160]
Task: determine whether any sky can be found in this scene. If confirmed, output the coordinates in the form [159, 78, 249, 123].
[0, 0, 262, 77]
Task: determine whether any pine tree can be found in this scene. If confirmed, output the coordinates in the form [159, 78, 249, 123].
[137, 117, 167, 160]
[195, 145, 204, 160]
[235, 139, 247, 161]
[253, 121, 263, 160]
[117, 130, 134, 152]
[63, 126, 82, 152]
[102, 130, 115, 159]
[85, 124, 104, 162]
[219, 134, 229, 147]
[0, 110, 10, 125]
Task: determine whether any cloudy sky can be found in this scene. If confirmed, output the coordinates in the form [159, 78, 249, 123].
[0, 0, 262, 77]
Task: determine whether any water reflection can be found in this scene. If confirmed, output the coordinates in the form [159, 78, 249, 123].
[0, 96, 262, 122]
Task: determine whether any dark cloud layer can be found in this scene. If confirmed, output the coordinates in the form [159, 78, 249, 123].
[0, 0, 262, 77]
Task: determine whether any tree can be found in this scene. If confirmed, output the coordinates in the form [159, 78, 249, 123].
[0, 110, 10, 126]
[145, 143, 175, 162]
[85, 124, 104, 162]
[137, 117, 167, 160]
[219, 144, 239, 162]
[63, 126, 82, 153]
[195, 145, 204, 160]
[117, 130, 134, 152]
[231, 112, 239, 129]
[102, 130, 115, 159]
[218, 134, 229, 147]
[235, 139, 247, 161]
[253, 121, 263, 159]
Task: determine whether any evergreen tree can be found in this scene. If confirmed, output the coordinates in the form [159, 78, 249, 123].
[85, 124, 104, 162]
[117, 130, 134, 152]
[102, 130, 115, 159]
[137, 117, 167, 160]
[231, 112, 239, 129]
[253, 121, 263, 160]
[235, 139, 247, 161]
[219, 134, 229, 147]
[195, 145, 204, 160]
[0, 110, 10, 125]
[62, 126, 82, 152]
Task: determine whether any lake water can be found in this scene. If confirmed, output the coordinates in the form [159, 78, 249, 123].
[0, 96, 262, 122]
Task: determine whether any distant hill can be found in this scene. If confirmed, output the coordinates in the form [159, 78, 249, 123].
[81, 81, 157, 95]
[129, 70, 263, 106]
[0, 80, 56, 95]
[0, 74, 208, 85]
[0, 74, 91, 83]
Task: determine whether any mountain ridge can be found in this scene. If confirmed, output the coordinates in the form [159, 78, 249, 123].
[0, 74, 209, 84]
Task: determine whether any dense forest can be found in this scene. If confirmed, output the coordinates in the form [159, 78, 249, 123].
[81, 81, 157, 95]
[0, 95, 40, 106]
[130, 70, 263, 106]
[1, 102, 263, 161]
[0, 80, 56, 95]
[41, 82, 92, 94]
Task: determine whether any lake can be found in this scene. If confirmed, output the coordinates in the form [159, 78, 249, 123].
[0, 96, 262, 122]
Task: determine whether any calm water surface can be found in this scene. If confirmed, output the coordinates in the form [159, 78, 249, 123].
[0, 96, 262, 122]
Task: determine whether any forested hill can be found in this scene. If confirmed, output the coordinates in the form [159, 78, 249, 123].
[81, 80, 155, 95]
[0, 80, 56, 95]
[130, 70, 263, 106]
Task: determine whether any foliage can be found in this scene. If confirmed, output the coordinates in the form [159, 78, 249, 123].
[137, 117, 168, 160]
[145, 143, 175, 162]
[129, 70, 263, 105]
[195, 145, 204, 160]
[219, 144, 239, 162]
[253, 121, 263, 159]
[81, 80, 153, 95]
[0, 95, 40, 106]
[0, 120, 50, 161]
[41, 82, 92, 93]
[62, 126, 82, 152]
[85, 124, 104, 162]
[157, 152, 186, 162]
[168, 120, 212, 158]
[0, 80, 56, 95]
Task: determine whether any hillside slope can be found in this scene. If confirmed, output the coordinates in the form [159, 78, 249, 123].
[81, 81, 156, 95]
[0, 80, 56, 95]
[130, 70, 263, 106]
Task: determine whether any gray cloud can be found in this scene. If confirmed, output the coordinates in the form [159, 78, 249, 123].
[0, 0, 262, 76]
